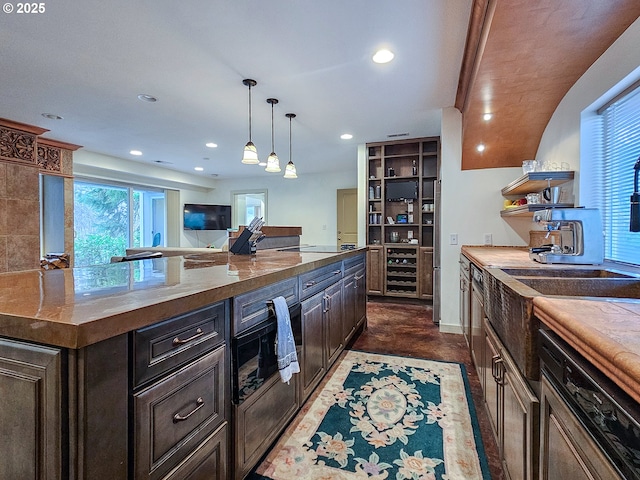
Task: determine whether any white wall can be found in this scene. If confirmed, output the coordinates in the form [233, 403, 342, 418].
[438, 107, 526, 332]
[208, 170, 358, 246]
[536, 17, 640, 203]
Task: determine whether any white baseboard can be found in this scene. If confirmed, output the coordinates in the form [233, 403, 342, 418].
[438, 323, 463, 335]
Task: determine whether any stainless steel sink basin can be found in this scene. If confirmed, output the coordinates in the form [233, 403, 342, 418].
[498, 267, 637, 278]
[514, 277, 640, 299]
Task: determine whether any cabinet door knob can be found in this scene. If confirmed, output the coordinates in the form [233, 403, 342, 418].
[173, 397, 205, 422]
[172, 328, 204, 346]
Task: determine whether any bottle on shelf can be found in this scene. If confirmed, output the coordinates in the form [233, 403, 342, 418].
[412, 160, 417, 176]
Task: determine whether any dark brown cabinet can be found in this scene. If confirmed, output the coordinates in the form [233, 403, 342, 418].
[366, 245, 384, 295]
[0, 339, 62, 479]
[134, 345, 227, 480]
[233, 371, 298, 480]
[343, 254, 366, 345]
[300, 281, 346, 403]
[539, 374, 621, 480]
[301, 291, 327, 401]
[163, 424, 228, 480]
[419, 247, 434, 299]
[482, 318, 539, 480]
[470, 265, 484, 370]
[366, 137, 440, 299]
[325, 281, 344, 367]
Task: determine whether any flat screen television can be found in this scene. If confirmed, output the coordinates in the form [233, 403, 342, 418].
[386, 181, 418, 201]
[183, 204, 231, 230]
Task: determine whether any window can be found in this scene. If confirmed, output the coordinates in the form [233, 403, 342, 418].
[73, 179, 166, 266]
[592, 82, 640, 265]
[232, 190, 267, 228]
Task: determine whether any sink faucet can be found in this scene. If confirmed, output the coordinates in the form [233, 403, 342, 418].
[531, 208, 604, 264]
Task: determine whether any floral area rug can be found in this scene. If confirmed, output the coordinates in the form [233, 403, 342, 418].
[252, 350, 491, 479]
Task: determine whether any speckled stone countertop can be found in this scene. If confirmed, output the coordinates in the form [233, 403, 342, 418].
[0, 249, 363, 349]
[461, 245, 640, 404]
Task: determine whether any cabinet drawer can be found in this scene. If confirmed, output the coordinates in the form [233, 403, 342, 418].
[162, 423, 228, 480]
[133, 301, 226, 388]
[134, 346, 226, 480]
[233, 277, 298, 335]
[343, 253, 365, 274]
[298, 261, 343, 300]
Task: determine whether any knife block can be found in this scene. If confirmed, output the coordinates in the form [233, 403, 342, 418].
[229, 228, 255, 254]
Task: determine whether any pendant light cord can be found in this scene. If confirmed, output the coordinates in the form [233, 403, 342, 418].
[248, 84, 252, 142]
[289, 115, 292, 162]
[271, 101, 275, 152]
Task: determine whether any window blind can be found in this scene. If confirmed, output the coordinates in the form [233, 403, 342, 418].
[599, 85, 640, 265]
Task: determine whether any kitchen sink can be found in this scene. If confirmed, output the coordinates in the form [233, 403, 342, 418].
[498, 267, 638, 278]
[482, 265, 640, 381]
[513, 277, 640, 299]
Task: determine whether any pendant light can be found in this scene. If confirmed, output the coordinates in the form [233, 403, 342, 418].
[265, 98, 281, 172]
[284, 113, 298, 179]
[241, 79, 259, 164]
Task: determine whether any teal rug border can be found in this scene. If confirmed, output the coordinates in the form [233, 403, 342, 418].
[248, 349, 493, 480]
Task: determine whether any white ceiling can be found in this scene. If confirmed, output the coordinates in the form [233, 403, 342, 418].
[1, 0, 472, 179]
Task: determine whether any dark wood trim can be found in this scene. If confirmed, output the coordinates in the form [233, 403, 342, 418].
[455, 0, 497, 113]
[0, 117, 48, 135]
[37, 137, 83, 151]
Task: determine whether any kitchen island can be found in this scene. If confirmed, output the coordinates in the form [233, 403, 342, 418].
[0, 247, 366, 479]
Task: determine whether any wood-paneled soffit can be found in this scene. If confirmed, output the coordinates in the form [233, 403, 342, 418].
[456, 0, 640, 171]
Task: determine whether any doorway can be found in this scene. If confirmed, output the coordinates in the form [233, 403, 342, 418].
[337, 188, 357, 248]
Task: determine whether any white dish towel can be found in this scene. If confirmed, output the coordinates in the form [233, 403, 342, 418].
[273, 296, 300, 384]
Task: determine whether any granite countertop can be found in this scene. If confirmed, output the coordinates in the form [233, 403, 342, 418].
[0, 248, 364, 349]
[461, 245, 640, 404]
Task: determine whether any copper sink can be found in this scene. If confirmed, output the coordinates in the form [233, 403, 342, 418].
[514, 277, 640, 299]
[499, 267, 637, 279]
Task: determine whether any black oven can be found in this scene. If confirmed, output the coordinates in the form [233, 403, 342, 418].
[540, 329, 640, 479]
[231, 302, 302, 405]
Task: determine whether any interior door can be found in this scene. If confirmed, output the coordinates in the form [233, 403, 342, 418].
[337, 188, 357, 247]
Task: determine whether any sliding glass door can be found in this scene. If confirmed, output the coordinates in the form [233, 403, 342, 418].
[74, 180, 165, 266]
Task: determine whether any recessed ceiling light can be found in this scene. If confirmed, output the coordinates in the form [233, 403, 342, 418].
[194, 166, 204, 172]
[205, 142, 217, 148]
[372, 49, 394, 64]
[137, 94, 157, 103]
[130, 150, 143, 156]
[41, 113, 63, 120]
[476, 144, 486, 152]
[258, 161, 267, 167]
[340, 133, 353, 140]
[483, 113, 493, 121]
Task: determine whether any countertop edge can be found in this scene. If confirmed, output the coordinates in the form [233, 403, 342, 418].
[0, 249, 365, 350]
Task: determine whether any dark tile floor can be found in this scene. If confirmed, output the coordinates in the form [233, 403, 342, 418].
[351, 300, 504, 479]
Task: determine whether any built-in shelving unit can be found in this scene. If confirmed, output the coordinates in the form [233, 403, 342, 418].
[500, 171, 575, 217]
[366, 137, 440, 299]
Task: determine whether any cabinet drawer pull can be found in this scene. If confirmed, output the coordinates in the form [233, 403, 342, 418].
[332, 270, 342, 275]
[305, 280, 317, 287]
[172, 328, 204, 346]
[173, 397, 205, 422]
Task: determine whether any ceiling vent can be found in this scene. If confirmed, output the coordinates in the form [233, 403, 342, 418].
[387, 132, 409, 138]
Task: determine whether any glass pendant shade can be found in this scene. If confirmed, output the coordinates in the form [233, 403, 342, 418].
[241, 79, 258, 164]
[265, 98, 280, 173]
[242, 141, 259, 164]
[265, 152, 281, 172]
[284, 160, 297, 178]
[284, 113, 298, 179]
